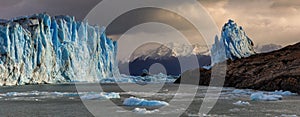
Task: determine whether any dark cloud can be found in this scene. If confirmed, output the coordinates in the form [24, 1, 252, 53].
[0, 0, 299, 46]
[0, 0, 101, 20]
[199, 0, 300, 46]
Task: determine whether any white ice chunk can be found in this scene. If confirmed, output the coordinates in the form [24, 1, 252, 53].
[80, 92, 120, 100]
[123, 97, 169, 107]
[202, 65, 212, 70]
[280, 114, 298, 117]
[233, 100, 250, 106]
[132, 108, 159, 114]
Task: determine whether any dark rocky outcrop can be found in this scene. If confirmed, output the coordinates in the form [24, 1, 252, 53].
[175, 42, 300, 94]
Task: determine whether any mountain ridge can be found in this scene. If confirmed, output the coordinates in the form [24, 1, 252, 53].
[211, 19, 256, 64]
[175, 42, 300, 93]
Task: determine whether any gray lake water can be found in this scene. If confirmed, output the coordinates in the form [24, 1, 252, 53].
[0, 83, 298, 117]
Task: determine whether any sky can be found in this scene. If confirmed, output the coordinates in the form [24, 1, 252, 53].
[0, 0, 299, 47]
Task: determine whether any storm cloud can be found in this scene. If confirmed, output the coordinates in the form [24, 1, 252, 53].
[0, 0, 299, 46]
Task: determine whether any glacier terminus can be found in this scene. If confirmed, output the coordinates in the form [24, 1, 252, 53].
[0, 13, 119, 86]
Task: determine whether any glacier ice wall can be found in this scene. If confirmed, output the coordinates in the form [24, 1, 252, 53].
[0, 13, 119, 86]
[211, 19, 256, 64]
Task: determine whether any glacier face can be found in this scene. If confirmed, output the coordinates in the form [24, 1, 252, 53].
[211, 19, 256, 64]
[0, 13, 119, 86]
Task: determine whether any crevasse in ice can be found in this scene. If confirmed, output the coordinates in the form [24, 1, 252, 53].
[211, 19, 256, 64]
[0, 13, 119, 86]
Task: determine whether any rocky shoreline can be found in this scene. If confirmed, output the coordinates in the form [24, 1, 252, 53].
[175, 42, 300, 94]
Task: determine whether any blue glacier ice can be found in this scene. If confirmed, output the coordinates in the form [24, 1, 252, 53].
[211, 19, 256, 64]
[250, 92, 283, 101]
[0, 13, 119, 86]
[123, 97, 169, 107]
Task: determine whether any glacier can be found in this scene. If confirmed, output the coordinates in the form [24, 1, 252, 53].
[211, 19, 256, 64]
[0, 13, 119, 86]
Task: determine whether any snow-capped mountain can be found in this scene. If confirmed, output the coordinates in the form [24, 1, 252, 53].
[211, 19, 256, 64]
[129, 43, 209, 61]
[0, 13, 119, 86]
[118, 42, 210, 76]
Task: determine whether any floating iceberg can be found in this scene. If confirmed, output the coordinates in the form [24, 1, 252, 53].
[0, 13, 119, 85]
[123, 97, 169, 107]
[232, 89, 252, 95]
[80, 92, 120, 100]
[233, 100, 250, 106]
[280, 114, 298, 117]
[100, 73, 177, 84]
[250, 92, 283, 101]
[267, 90, 297, 96]
[229, 89, 296, 101]
[211, 19, 256, 64]
[202, 65, 212, 70]
[132, 108, 159, 114]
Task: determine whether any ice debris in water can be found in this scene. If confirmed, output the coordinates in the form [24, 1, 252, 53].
[80, 92, 120, 100]
[233, 100, 250, 106]
[100, 73, 177, 84]
[280, 114, 298, 117]
[267, 90, 297, 96]
[123, 97, 169, 107]
[250, 92, 283, 101]
[0, 91, 120, 101]
[230, 89, 296, 101]
[232, 89, 252, 95]
[132, 108, 159, 114]
[2, 91, 79, 97]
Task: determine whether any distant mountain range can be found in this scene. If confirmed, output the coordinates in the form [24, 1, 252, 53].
[119, 54, 211, 76]
[119, 20, 285, 76]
